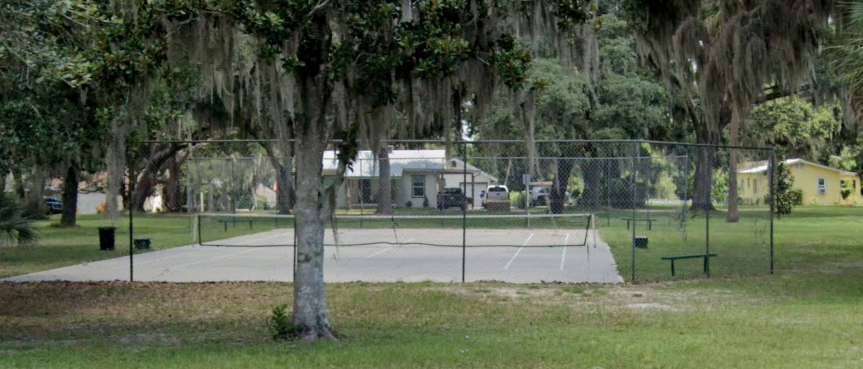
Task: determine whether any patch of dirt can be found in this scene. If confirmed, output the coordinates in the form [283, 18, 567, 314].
[626, 303, 679, 312]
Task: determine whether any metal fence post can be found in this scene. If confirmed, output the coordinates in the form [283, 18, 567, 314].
[605, 158, 611, 227]
[705, 147, 711, 278]
[462, 140, 467, 284]
[631, 141, 638, 282]
[769, 149, 775, 275]
[128, 143, 134, 283]
[683, 150, 689, 240]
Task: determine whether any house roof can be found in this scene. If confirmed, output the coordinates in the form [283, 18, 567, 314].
[323, 149, 447, 178]
[738, 158, 857, 176]
[322, 150, 500, 180]
[446, 158, 499, 182]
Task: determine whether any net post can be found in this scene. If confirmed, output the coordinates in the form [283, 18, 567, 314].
[592, 213, 596, 248]
[196, 213, 201, 245]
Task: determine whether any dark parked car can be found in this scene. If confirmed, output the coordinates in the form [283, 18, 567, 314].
[44, 197, 63, 215]
[436, 187, 467, 210]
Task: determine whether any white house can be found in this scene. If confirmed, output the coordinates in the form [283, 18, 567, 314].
[322, 149, 498, 209]
[442, 158, 499, 208]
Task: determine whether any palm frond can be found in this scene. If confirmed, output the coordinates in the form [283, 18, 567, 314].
[0, 192, 40, 247]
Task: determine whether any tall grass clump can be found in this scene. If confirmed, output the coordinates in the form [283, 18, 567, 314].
[0, 192, 39, 247]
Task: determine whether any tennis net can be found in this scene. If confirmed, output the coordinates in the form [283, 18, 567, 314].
[196, 212, 595, 248]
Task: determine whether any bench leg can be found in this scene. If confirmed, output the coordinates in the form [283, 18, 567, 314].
[224, 222, 227, 232]
[703, 256, 708, 275]
[648, 221, 652, 231]
[626, 220, 630, 229]
[670, 260, 675, 276]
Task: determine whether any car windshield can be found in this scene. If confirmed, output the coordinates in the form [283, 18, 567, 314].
[444, 188, 461, 194]
[488, 187, 505, 192]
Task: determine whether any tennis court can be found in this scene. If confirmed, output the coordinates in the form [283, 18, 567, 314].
[4, 214, 623, 283]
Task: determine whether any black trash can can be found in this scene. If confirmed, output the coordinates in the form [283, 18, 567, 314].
[635, 236, 648, 249]
[98, 227, 116, 251]
[134, 238, 151, 250]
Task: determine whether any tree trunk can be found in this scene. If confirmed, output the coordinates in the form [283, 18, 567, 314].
[105, 120, 127, 222]
[23, 164, 48, 219]
[692, 121, 719, 212]
[264, 143, 295, 215]
[549, 158, 574, 214]
[0, 171, 6, 194]
[163, 153, 185, 213]
[60, 163, 79, 227]
[376, 147, 392, 215]
[276, 162, 295, 214]
[130, 171, 157, 212]
[131, 144, 184, 212]
[12, 169, 25, 199]
[292, 109, 336, 341]
[293, 137, 335, 341]
[726, 108, 740, 223]
[580, 145, 602, 208]
[292, 15, 337, 338]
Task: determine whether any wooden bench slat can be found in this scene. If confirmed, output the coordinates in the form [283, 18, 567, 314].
[661, 253, 717, 261]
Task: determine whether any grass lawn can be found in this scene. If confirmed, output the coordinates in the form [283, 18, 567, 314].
[1, 214, 243, 278]
[1, 206, 861, 368]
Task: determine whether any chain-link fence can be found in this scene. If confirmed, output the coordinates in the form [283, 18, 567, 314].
[81, 139, 775, 284]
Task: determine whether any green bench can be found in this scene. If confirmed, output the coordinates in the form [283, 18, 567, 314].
[661, 253, 717, 276]
[622, 218, 654, 230]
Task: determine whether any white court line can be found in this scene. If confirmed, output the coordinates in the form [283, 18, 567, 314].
[504, 233, 534, 270]
[366, 248, 393, 258]
[560, 233, 570, 270]
[364, 238, 414, 258]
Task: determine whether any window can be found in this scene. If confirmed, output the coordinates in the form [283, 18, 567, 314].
[747, 178, 751, 188]
[411, 175, 425, 197]
[817, 178, 826, 195]
[740, 180, 745, 192]
[753, 179, 758, 194]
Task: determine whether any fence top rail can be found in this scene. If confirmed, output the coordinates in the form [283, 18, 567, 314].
[143, 139, 775, 151]
[197, 212, 594, 220]
[188, 155, 693, 161]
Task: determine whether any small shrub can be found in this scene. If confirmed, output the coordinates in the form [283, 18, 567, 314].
[267, 304, 300, 340]
[255, 195, 268, 210]
[509, 191, 526, 209]
[773, 162, 798, 216]
[788, 189, 803, 205]
[841, 181, 853, 200]
[422, 196, 429, 208]
[405, 200, 412, 208]
[0, 192, 39, 247]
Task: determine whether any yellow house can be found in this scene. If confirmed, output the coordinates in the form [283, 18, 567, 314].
[738, 158, 862, 206]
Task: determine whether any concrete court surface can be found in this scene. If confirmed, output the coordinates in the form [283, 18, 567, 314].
[3, 228, 624, 284]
